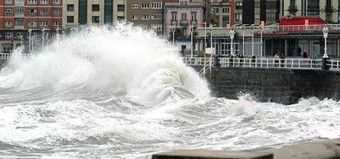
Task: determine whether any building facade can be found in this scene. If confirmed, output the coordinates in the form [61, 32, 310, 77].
[0, 0, 62, 53]
[62, 0, 126, 29]
[164, 0, 204, 38]
[280, 0, 340, 23]
[126, 0, 164, 34]
[241, 0, 280, 25]
[211, 0, 231, 27]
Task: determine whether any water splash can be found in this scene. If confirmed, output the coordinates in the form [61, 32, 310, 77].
[0, 24, 338, 159]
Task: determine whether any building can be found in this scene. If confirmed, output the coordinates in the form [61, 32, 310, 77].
[0, 0, 62, 53]
[211, 0, 231, 27]
[240, 0, 280, 25]
[126, 0, 164, 34]
[62, 0, 126, 29]
[164, 0, 205, 38]
[280, 0, 340, 24]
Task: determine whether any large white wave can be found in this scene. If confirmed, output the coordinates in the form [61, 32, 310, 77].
[0, 24, 210, 105]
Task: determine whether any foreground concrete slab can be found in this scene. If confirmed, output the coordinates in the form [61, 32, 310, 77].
[271, 138, 340, 159]
[152, 149, 273, 159]
[152, 138, 340, 159]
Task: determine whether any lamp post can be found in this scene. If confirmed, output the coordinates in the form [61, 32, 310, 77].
[28, 29, 32, 53]
[242, 24, 249, 56]
[203, 21, 207, 76]
[42, 28, 46, 50]
[323, 27, 329, 58]
[250, 24, 255, 56]
[172, 26, 175, 44]
[230, 29, 235, 56]
[190, 24, 194, 57]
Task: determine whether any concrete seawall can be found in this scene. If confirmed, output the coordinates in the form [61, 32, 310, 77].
[206, 67, 340, 104]
[153, 138, 340, 159]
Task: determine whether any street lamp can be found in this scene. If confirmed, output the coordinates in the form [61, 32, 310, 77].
[242, 24, 249, 56]
[250, 24, 256, 56]
[28, 29, 32, 53]
[230, 29, 235, 56]
[172, 26, 176, 45]
[322, 27, 329, 58]
[190, 24, 194, 57]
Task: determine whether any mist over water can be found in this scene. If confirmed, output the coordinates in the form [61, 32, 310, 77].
[0, 24, 339, 158]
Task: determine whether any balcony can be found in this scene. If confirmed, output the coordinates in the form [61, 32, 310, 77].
[171, 20, 177, 25]
[191, 20, 197, 25]
[288, 5, 298, 14]
[325, 6, 333, 13]
[15, 13, 24, 18]
[180, 20, 188, 26]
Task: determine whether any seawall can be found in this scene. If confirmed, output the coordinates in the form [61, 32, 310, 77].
[205, 67, 340, 104]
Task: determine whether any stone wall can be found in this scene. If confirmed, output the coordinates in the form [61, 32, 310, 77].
[208, 67, 340, 104]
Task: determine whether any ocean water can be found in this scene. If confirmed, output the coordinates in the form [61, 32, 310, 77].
[0, 24, 339, 159]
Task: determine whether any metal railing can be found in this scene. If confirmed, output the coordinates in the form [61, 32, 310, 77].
[218, 57, 323, 70]
[197, 24, 340, 34]
[328, 59, 340, 70]
[183, 57, 339, 71]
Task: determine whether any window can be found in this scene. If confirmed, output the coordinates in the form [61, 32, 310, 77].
[5, 21, 13, 27]
[40, 0, 48, 4]
[191, 12, 196, 21]
[213, 8, 219, 14]
[15, 19, 23, 26]
[5, 9, 13, 15]
[27, 0, 37, 4]
[181, 13, 187, 21]
[141, 15, 150, 20]
[28, 21, 37, 27]
[255, 2, 260, 8]
[117, 16, 124, 20]
[151, 2, 162, 9]
[27, 8, 37, 15]
[118, 4, 124, 11]
[151, 14, 162, 20]
[92, 4, 100, 11]
[53, 0, 60, 4]
[67, 16, 74, 23]
[104, 0, 113, 24]
[92, 16, 99, 23]
[132, 4, 138, 9]
[5, 32, 13, 38]
[15, 7, 24, 13]
[132, 15, 138, 20]
[5, 0, 13, 4]
[307, 0, 319, 16]
[222, 8, 229, 13]
[15, 0, 24, 3]
[171, 11, 177, 21]
[151, 24, 163, 31]
[236, 2, 242, 9]
[52, 21, 60, 27]
[40, 9, 48, 15]
[141, 3, 150, 9]
[16, 32, 23, 38]
[40, 21, 47, 27]
[180, 1, 188, 6]
[53, 8, 61, 15]
[236, 13, 242, 21]
[67, 4, 74, 11]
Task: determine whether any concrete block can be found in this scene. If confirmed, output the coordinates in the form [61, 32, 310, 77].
[152, 149, 273, 159]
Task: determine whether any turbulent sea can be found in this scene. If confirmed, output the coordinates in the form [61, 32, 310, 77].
[0, 24, 339, 159]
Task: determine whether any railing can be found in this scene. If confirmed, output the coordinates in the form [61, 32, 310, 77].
[328, 59, 340, 70]
[183, 57, 340, 71]
[219, 57, 323, 70]
[197, 24, 340, 34]
[0, 53, 12, 60]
